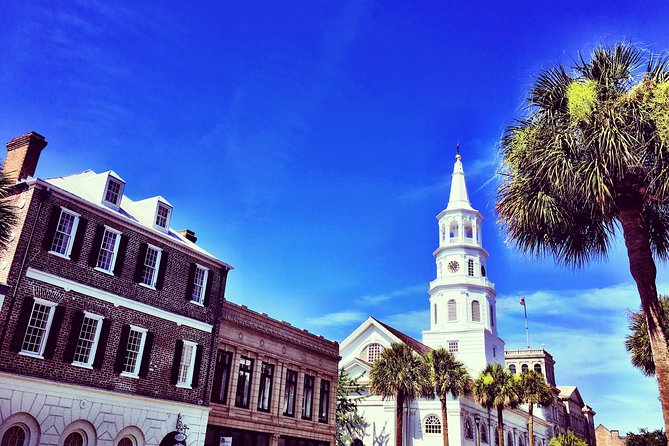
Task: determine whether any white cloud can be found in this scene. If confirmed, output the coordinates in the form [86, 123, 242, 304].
[306, 311, 367, 327]
[357, 283, 426, 305]
[382, 310, 430, 339]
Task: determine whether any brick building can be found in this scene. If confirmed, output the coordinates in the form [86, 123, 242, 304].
[595, 425, 625, 446]
[206, 301, 339, 446]
[0, 132, 232, 446]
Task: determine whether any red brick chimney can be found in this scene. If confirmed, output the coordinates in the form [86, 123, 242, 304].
[3, 131, 48, 183]
[178, 229, 198, 243]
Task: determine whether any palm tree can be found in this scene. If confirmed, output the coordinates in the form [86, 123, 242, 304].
[626, 295, 669, 376]
[0, 170, 18, 251]
[517, 371, 554, 446]
[496, 42, 669, 434]
[425, 348, 471, 446]
[473, 363, 519, 446]
[369, 343, 432, 446]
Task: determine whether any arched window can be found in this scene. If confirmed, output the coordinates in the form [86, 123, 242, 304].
[508, 432, 514, 446]
[481, 265, 486, 277]
[509, 364, 517, 374]
[449, 221, 458, 239]
[519, 436, 525, 446]
[490, 304, 494, 326]
[434, 304, 438, 324]
[448, 299, 457, 321]
[472, 300, 481, 322]
[367, 343, 382, 363]
[117, 438, 134, 446]
[481, 423, 488, 443]
[464, 418, 474, 439]
[534, 364, 542, 375]
[495, 432, 499, 446]
[468, 259, 475, 276]
[464, 220, 473, 238]
[424, 415, 441, 434]
[1, 426, 26, 446]
[521, 364, 529, 373]
[64, 432, 84, 446]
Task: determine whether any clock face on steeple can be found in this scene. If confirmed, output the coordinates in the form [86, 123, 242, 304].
[447, 260, 460, 273]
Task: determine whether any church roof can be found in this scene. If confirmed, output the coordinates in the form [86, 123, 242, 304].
[557, 385, 586, 406]
[371, 317, 432, 355]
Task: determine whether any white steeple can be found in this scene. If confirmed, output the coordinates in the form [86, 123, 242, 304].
[422, 149, 505, 375]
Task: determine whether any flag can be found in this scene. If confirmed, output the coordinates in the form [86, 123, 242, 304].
[519, 297, 525, 306]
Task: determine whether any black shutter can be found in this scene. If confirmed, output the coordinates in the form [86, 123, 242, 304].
[42, 206, 61, 251]
[155, 250, 168, 290]
[63, 310, 85, 363]
[202, 269, 214, 307]
[185, 263, 196, 302]
[10, 297, 35, 352]
[113, 234, 129, 276]
[191, 344, 203, 388]
[93, 318, 111, 369]
[138, 331, 154, 378]
[114, 324, 131, 374]
[170, 340, 184, 385]
[88, 224, 105, 267]
[43, 305, 65, 359]
[69, 217, 88, 262]
[134, 243, 148, 283]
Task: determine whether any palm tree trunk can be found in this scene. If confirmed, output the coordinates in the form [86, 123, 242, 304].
[441, 397, 449, 446]
[618, 198, 669, 438]
[527, 403, 534, 446]
[497, 405, 505, 446]
[396, 396, 404, 446]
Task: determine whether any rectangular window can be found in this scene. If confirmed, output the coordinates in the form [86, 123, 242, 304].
[72, 313, 103, 367]
[302, 374, 315, 420]
[21, 299, 56, 356]
[448, 341, 459, 353]
[318, 379, 331, 423]
[257, 362, 274, 412]
[191, 265, 209, 304]
[235, 356, 254, 408]
[212, 350, 233, 404]
[95, 227, 121, 273]
[50, 209, 79, 257]
[104, 177, 123, 206]
[140, 245, 162, 288]
[468, 259, 475, 276]
[155, 203, 172, 229]
[122, 327, 147, 376]
[283, 369, 298, 416]
[177, 341, 197, 387]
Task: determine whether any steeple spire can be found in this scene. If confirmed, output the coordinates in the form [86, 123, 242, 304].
[447, 145, 474, 211]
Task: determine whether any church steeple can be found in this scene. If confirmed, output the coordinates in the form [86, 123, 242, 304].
[447, 147, 474, 211]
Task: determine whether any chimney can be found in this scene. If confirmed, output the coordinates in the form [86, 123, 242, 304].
[178, 229, 197, 243]
[611, 430, 619, 439]
[3, 132, 48, 183]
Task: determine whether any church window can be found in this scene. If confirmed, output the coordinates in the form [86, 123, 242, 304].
[439, 262, 443, 277]
[521, 364, 529, 373]
[424, 415, 441, 434]
[464, 220, 473, 238]
[468, 259, 475, 276]
[519, 437, 525, 446]
[1, 426, 26, 446]
[368, 343, 382, 362]
[481, 423, 488, 443]
[441, 226, 446, 241]
[472, 300, 481, 322]
[449, 221, 458, 239]
[481, 265, 486, 277]
[509, 364, 517, 374]
[448, 299, 457, 321]
[434, 304, 437, 324]
[493, 346, 496, 357]
[464, 418, 474, 439]
[448, 341, 458, 353]
[508, 432, 514, 446]
[534, 364, 542, 375]
[63, 432, 84, 446]
[490, 304, 494, 326]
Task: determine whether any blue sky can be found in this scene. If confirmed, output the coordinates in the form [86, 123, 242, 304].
[3, 0, 669, 433]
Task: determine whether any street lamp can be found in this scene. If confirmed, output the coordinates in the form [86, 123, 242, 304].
[474, 414, 481, 446]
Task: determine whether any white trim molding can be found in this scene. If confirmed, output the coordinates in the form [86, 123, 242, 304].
[26, 268, 213, 332]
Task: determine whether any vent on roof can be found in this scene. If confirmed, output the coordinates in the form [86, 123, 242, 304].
[177, 229, 197, 243]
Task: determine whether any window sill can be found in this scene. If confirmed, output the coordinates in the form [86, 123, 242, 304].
[48, 251, 71, 260]
[283, 413, 295, 418]
[120, 372, 139, 379]
[176, 383, 192, 389]
[18, 351, 44, 359]
[138, 283, 156, 291]
[189, 300, 204, 307]
[72, 362, 94, 370]
[94, 267, 115, 276]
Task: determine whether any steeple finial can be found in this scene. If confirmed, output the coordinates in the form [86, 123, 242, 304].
[455, 143, 461, 161]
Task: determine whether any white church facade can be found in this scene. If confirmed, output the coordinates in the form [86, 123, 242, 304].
[339, 153, 595, 446]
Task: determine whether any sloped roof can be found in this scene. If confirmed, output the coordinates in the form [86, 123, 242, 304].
[371, 317, 432, 355]
[557, 386, 585, 406]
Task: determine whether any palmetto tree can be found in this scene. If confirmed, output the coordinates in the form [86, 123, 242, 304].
[473, 364, 519, 446]
[425, 348, 471, 446]
[517, 371, 554, 446]
[626, 295, 669, 376]
[496, 42, 669, 434]
[0, 170, 17, 251]
[369, 343, 432, 446]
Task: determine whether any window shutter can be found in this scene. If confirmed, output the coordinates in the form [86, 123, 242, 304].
[114, 324, 131, 374]
[43, 305, 65, 359]
[155, 250, 168, 290]
[184, 263, 196, 302]
[113, 234, 129, 276]
[42, 207, 61, 251]
[203, 270, 213, 307]
[88, 224, 106, 267]
[191, 344, 203, 388]
[69, 217, 87, 262]
[138, 331, 154, 378]
[93, 318, 111, 369]
[63, 310, 85, 363]
[134, 243, 148, 283]
[10, 297, 35, 352]
[170, 340, 184, 385]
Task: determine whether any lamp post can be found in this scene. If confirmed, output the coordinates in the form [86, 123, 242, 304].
[474, 414, 481, 446]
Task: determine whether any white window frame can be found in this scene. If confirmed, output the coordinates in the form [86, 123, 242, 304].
[72, 312, 104, 368]
[447, 340, 459, 353]
[19, 298, 57, 358]
[120, 325, 148, 378]
[94, 226, 122, 275]
[176, 340, 197, 388]
[424, 414, 442, 435]
[139, 244, 162, 289]
[190, 265, 209, 305]
[103, 176, 124, 208]
[49, 208, 80, 259]
[153, 202, 172, 231]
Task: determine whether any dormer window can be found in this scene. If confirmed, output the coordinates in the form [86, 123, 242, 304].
[104, 177, 124, 207]
[154, 202, 172, 231]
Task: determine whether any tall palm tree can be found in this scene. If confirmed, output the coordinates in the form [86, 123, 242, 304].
[0, 170, 17, 250]
[473, 363, 519, 446]
[425, 348, 471, 446]
[496, 42, 669, 434]
[369, 343, 432, 446]
[626, 295, 669, 376]
[517, 371, 554, 446]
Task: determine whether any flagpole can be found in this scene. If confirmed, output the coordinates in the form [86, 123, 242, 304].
[521, 296, 530, 349]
